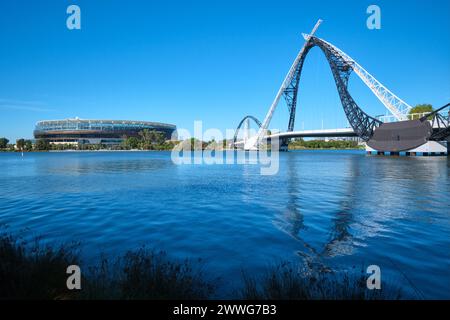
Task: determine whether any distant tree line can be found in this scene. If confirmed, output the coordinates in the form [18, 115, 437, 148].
[123, 132, 230, 151]
[0, 138, 11, 150]
[0, 136, 361, 151]
[0, 137, 52, 152]
[289, 138, 361, 150]
[121, 129, 175, 150]
[0, 130, 175, 152]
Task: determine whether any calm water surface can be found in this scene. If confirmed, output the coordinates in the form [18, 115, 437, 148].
[0, 151, 449, 298]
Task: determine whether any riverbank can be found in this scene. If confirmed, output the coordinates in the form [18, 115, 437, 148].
[1, 146, 365, 153]
[288, 147, 364, 150]
[0, 149, 173, 153]
[0, 232, 402, 300]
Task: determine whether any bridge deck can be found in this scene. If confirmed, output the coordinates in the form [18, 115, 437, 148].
[269, 128, 357, 139]
[235, 122, 447, 147]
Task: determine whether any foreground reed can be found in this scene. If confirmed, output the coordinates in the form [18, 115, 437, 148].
[0, 233, 402, 300]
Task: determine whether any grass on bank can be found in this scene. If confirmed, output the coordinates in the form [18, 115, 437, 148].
[240, 262, 401, 300]
[0, 233, 213, 300]
[0, 233, 402, 300]
[0, 234, 80, 299]
[82, 250, 214, 300]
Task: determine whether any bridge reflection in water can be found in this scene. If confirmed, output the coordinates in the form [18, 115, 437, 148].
[270, 151, 449, 298]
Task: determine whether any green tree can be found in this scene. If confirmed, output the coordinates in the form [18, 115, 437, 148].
[24, 140, 33, 151]
[221, 139, 230, 149]
[16, 139, 25, 150]
[0, 137, 9, 149]
[409, 104, 433, 120]
[154, 131, 165, 145]
[139, 129, 166, 150]
[185, 138, 205, 151]
[139, 129, 153, 149]
[35, 139, 50, 151]
[123, 137, 140, 149]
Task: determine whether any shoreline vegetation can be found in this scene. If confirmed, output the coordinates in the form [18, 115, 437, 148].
[0, 132, 364, 152]
[0, 232, 402, 300]
[288, 139, 363, 150]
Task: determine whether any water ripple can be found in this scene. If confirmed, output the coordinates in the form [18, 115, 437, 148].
[0, 151, 449, 298]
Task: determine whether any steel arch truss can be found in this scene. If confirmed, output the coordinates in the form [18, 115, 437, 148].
[282, 36, 382, 141]
[233, 115, 262, 148]
[282, 46, 313, 132]
[421, 103, 450, 141]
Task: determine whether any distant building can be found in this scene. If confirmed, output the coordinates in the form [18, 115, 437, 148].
[34, 118, 176, 145]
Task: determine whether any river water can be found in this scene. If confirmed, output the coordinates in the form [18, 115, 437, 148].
[0, 150, 449, 298]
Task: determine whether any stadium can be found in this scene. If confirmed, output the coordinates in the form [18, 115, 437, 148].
[33, 118, 177, 145]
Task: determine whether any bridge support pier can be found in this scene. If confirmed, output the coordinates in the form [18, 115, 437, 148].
[279, 145, 289, 152]
[279, 138, 290, 152]
[366, 141, 448, 156]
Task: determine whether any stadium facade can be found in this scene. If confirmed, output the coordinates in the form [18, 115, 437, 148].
[34, 118, 177, 145]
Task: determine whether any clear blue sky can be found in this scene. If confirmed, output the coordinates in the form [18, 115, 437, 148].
[0, 0, 449, 141]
